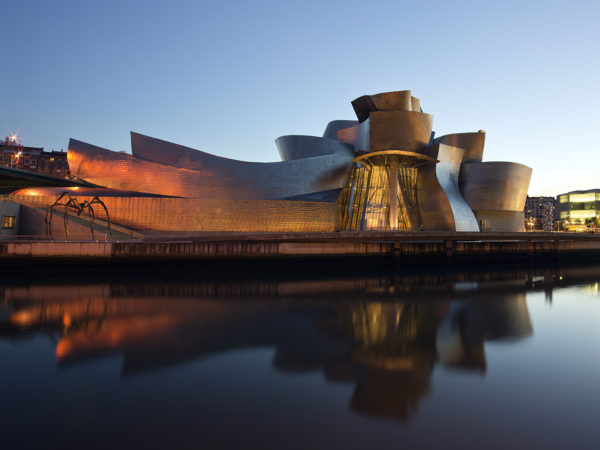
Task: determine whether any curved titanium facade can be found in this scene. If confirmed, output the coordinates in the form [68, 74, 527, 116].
[461, 162, 532, 212]
[473, 210, 526, 232]
[336, 111, 433, 155]
[369, 111, 433, 153]
[433, 144, 479, 232]
[460, 162, 532, 232]
[17, 88, 532, 235]
[416, 161, 455, 231]
[70, 136, 354, 200]
[411, 96, 421, 112]
[434, 131, 486, 164]
[336, 119, 370, 152]
[352, 90, 419, 122]
[275, 135, 353, 161]
[370, 91, 413, 112]
[11, 192, 336, 232]
[322, 120, 359, 141]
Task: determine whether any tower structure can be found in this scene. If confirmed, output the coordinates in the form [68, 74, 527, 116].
[335, 91, 531, 232]
[336, 91, 437, 231]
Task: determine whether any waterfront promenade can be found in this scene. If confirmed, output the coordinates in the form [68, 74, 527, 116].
[1, 231, 600, 266]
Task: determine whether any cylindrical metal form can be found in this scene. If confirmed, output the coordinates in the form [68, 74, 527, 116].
[460, 161, 532, 232]
[369, 111, 433, 154]
[460, 162, 532, 212]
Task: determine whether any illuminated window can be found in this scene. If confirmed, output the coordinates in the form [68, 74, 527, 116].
[570, 193, 596, 203]
[569, 210, 597, 219]
[559, 195, 568, 203]
[560, 211, 568, 219]
[49, 157, 54, 162]
[1, 216, 16, 229]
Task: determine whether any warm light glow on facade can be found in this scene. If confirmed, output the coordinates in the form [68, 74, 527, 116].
[569, 193, 596, 203]
[568, 210, 597, 219]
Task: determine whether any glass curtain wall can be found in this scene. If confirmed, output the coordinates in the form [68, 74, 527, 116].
[336, 153, 424, 231]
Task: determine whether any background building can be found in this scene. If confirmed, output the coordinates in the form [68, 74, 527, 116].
[555, 189, 600, 226]
[524, 196, 556, 230]
[1, 136, 69, 178]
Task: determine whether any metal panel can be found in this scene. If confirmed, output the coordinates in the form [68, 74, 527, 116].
[416, 162, 456, 231]
[369, 111, 433, 153]
[70, 137, 354, 200]
[275, 135, 354, 161]
[337, 119, 370, 152]
[461, 162, 532, 212]
[434, 144, 479, 231]
[351, 90, 414, 121]
[411, 96, 421, 112]
[434, 131, 486, 164]
[11, 193, 336, 232]
[322, 120, 359, 141]
[474, 210, 526, 232]
[370, 91, 413, 112]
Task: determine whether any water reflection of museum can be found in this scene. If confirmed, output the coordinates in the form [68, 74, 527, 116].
[2, 279, 534, 421]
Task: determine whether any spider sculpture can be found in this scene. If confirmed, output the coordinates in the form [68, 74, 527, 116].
[45, 192, 113, 240]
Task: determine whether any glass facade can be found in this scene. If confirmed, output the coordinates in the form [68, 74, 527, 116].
[568, 210, 597, 220]
[336, 153, 426, 231]
[569, 193, 596, 203]
[557, 191, 600, 224]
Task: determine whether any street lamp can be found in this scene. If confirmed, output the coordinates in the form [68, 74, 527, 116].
[10, 151, 22, 168]
[527, 217, 535, 231]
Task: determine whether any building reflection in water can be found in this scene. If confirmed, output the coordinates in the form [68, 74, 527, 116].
[0, 264, 597, 422]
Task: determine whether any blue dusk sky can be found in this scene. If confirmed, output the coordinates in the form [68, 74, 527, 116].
[2, 0, 599, 196]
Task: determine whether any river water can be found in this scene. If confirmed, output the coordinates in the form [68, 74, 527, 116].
[1, 264, 599, 449]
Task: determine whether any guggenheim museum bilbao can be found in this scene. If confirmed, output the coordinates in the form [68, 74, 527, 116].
[12, 90, 532, 234]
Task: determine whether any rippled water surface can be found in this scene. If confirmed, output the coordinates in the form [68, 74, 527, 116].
[1, 265, 599, 449]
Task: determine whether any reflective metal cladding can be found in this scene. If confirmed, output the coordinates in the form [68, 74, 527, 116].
[19, 89, 532, 233]
[336, 91, 530, 232]
[460, 162, 532, 232]
[70, 134, 354, 201]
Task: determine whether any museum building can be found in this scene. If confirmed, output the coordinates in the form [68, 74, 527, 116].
[8, 91, 532, 235]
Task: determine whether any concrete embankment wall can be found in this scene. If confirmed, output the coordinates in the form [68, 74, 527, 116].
[2, 232, 600, 267]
